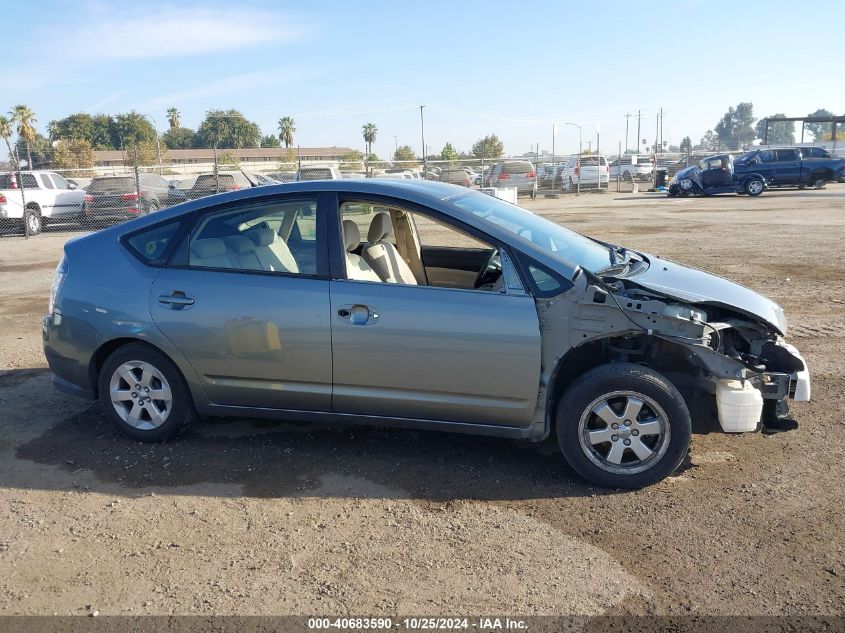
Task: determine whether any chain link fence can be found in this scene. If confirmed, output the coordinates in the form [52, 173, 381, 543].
[1, 139, 841, 238]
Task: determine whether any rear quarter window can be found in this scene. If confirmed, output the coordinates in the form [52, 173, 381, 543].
[125, 222, 181, 264]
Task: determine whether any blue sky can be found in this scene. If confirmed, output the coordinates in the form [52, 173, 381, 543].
[5, 0, 844, 157]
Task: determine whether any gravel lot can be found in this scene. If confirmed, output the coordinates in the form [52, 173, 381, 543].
[0, 187, 843, 618]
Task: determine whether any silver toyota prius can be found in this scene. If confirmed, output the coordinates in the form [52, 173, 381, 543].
[43, 180, 810, 488]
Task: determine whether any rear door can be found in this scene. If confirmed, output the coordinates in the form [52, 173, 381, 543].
[150, 193, 333, 411]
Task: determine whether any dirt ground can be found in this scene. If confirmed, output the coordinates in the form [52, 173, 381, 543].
[0, 186, 843, 618]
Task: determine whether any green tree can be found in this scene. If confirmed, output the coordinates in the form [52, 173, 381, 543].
[696, 129, 719, 151]
[261, 134, 281, 148]
[714, 102, 755, 150]
[679, 136, 692, 153]
[9, 104, 37, 168]
[15, 133, 51, 169]
[471, 134, 504, 159]
[278, 116, 296, 148]
[48, 113, 115, 149]
[755, 114, 795, 145]
[166, 107, 181, 130]
[440, 142, 459, 164]
[393, 144, 417, 165]
[0, 116, 16, 167]
[52, 139, 95, 177]
[162, 127, 196, 149]
[805, 108, 835, 141]
[112, 111, 156, 148]
[362, 123, 378, 157]
[196, 109, 261, 148]
[340, 150, 364, 172]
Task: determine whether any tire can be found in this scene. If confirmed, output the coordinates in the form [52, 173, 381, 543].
[23, 206, 42, 235]
[568, 177, 575, 192]
[98, 342, 196, 442]
[622, 170, 633, 182]
[744, 177, 764, 196]
[556, 363, 691, 488]
[812, 177, 827, 190]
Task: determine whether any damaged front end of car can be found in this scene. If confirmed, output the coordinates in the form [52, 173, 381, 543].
[532, 253, 810, 440]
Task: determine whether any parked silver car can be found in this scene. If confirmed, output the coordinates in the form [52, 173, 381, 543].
[486, 161, 537, 198]
[43, 180, 810, 488]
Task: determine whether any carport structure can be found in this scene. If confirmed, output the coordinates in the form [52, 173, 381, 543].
[759, 114, 845, 150]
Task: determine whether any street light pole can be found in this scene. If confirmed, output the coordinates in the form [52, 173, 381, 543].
[564, 122, 581, 196]
[419, 105, 426, 175]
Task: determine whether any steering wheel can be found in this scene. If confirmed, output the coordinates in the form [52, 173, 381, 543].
[473, 248, 502, 289]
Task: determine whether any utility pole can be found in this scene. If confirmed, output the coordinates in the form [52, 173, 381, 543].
[14, 147, 28, 238]
[624, 113, 631, 154]
[419, 105, 426, 175]
[659, 107, 664, 155]
[636, 110, 641, 157]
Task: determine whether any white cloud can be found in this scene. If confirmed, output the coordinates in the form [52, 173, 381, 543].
[52, 6, 303, 60]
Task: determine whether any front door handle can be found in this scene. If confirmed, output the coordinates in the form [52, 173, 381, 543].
[337, 304, 378, 325]
[158, 291, 194, 309]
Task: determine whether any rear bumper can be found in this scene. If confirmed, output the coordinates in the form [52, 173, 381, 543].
[42, 313, 97, 400]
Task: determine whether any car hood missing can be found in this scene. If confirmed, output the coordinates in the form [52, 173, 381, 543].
[621, 254, 788, 334]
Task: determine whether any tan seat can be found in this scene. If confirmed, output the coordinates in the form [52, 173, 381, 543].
[223, 235, 262, 270]
[361, 212, 417, 284]
[246, 228, 299, 273]
[190, 238, 236, 269]
[342, 220, 382, 282]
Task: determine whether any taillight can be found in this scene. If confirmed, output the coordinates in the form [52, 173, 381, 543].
[49, 256, 68, 315]
[498, 173, 510, 180]
[121, 192, 140, 201]
[0, 193, 6, 204]
[84, 194, 94, 203]
[574, 164, 580, 175]
[526, 172, 536, 178]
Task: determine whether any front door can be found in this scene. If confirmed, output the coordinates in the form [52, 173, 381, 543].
[329, 198, 541, 426]
[773, 148, 802, 184]
[150, 195, 332, 411]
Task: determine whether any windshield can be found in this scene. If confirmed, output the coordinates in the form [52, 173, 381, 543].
[450, 191, 612, 274]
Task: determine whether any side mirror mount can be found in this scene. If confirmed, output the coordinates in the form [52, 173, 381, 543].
[67, 182, 77, 190]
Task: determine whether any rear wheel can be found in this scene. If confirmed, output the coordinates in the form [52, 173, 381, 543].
[23, 206, 42, 235]
[812, 177, 827, 189]
[98, 343, 196, 442]
[622, 170, 633, 182]
[556, 363, 691, 488]
[744, 177, 764, 196]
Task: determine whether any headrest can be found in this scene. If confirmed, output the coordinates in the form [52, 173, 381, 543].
[223, 235, 256, 254]
[367, 212, 392, 243]
[190, 238, 226, 259]
[342, 220, 360, 252]
[247, 228, 275, 247]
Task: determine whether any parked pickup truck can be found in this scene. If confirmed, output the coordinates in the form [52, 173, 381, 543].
[0, 171, 85, 234]
[734, 147, 844, 189]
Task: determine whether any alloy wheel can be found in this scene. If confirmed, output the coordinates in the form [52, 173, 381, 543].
[109, 360, 173, 430]
[578, 390, 671, 475]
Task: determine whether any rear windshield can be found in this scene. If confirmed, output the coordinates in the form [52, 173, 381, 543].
[87, 177, 135, 193]
[0, 173, 38, 189]
[502, 162, 535, 174]
[194, 174, 236, 189]
[298, 168, 333, 180]
[579, 157, 608, 166]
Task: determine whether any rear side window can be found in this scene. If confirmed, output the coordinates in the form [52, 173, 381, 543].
[126, 222, 181, 263]
[776, 149, 799, 161]
[0, 173, 38, 188]
[40, 174, 54, 189]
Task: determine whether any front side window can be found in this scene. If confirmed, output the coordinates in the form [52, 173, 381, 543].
[189, 199, 319, 275]
[51, 174, 70, 189]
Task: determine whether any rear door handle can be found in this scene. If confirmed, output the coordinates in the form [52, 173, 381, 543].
[158, 291, 194, 309]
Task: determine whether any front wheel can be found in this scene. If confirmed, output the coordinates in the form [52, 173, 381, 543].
[812, 177, 827, 189]
[556, 363, 691, 488]
[98, 342, 196, 442]
[744, 177, 765, 196]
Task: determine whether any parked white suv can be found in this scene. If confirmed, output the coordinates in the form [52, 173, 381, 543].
[608, 155, 654, 181]
[296, 165, 343, 181]
[559, 155, 609, 191]
[0, 171, 86, 234]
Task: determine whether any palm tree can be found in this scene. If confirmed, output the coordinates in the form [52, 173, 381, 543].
[362, 122, 377, 157]
[0, 116, 16, 168]
[10, 105, 37, 168]
[278, 116, 296, 148]
[166, 107, 181, 130]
